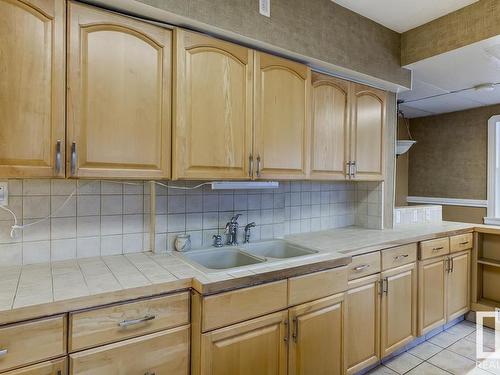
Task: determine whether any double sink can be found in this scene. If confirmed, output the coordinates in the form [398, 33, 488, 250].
[177, 240, 318, 273]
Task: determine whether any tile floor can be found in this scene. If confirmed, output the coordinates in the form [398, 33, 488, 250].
[364, 320, 500, 375]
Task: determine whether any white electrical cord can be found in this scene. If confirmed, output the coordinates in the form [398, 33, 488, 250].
[0, 180, 212, 238]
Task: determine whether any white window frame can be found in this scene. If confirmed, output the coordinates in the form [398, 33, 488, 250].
[485, 115, 500, 225]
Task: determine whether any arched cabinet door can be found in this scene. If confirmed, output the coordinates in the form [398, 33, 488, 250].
[173, 30, 253, 180]
[310, 73, 349, 180]
[67, 1, 171, 179]
[0, 0, 65, 178]
[350, 84, 386, 181]
[254, 52, 310, 180]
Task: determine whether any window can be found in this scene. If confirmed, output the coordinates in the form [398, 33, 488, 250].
[486, 115, 500, 224]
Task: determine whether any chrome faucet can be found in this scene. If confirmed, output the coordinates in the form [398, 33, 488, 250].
[224, 214, 241, 245]
[244, 222, 256, 243]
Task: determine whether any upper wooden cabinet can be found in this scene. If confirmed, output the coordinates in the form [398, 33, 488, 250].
[67, 2, 171, 179]
[0, 0, 65, 178]
[254, 52, 310, 180]
[173, 30, 253, 180]
[310, 73, 349, 180]
[350, 84, 386, 181]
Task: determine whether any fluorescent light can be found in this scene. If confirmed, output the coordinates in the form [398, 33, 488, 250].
[396, 140, 416, 156]
[210, 181, 279, 190]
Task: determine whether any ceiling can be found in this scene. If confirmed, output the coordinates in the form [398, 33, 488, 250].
[398, 35, 500, 118]
[332, 0, 478, 33]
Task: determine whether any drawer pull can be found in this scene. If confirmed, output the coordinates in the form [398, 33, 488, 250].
[394, 254, 409, 261]
[118, 314, 156, 328]
[0, 349, 7, 357]
[353, 264, 370, 272]
[432, 247, 444, 252]
[459, 241, 469, 245]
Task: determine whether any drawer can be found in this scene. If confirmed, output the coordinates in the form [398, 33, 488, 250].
[70, 326, 189, 375]
[202, 280, 287, 332]
[420, 237, 450, 260]
[450, 233, 473, 253]
[0, 315, 66, 373]
[288, 266, 348, 306]
[348, 252, 380, 280]
[2, 358, 66, 375]
[382, 243, 417, 271]
[69, 292, 189, 351]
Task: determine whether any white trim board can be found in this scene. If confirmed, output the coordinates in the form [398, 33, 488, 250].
[487, 115, 500, 218]
[406, 196, 487, 208]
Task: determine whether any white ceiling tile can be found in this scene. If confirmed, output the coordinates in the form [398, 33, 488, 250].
[402, 92, 484, 115]
[398, 79, 449, 102]
[332, 0, 478, 32]
[456, 86, 500, 106]
[398, 104, 435, 119]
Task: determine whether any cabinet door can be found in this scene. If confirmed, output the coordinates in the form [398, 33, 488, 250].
[350, 84, 385, 181]
[254, 52, 310, 179]
[344, 275, 380, 375]
[418, 257, 447, 335]
[70, 326, 189, 375]
[173, 30, 253, 180]
[0, 0, 65, 178]
[447, 251, 471, 321]
[67, 2, 171, 179]
[200, 311, 288, 375]
[288, 293, 344, 375]
[380, 263, 417, 357]
[3, 358, 66, 375]
[310, 73, 349, 180]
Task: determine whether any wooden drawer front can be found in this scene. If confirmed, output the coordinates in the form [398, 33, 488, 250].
[450, 233, 473, 253]
[202, 280, 287, 332]
[0, 316, 66, 373]
[348, 252, 380, 280]
[420, 237, 450, 260]
[69, 292, 189, 351]
[288, 267, 348, 306]
[382, 244, 417, 271]
[69, 326, 189, 375]
[3, 358, 66, 375]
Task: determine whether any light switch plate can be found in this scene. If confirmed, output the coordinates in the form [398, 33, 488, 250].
[259, 0, 270, 17]
[0, 182, 8, 206]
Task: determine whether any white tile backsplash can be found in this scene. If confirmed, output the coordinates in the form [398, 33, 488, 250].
[394, 205, 442, 226]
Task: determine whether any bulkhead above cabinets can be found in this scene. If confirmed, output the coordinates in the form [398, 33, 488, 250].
[0, 0, 386, 182]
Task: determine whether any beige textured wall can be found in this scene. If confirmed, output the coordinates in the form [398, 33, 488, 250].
[128, 0, 410, 87]
[401, 0, 500, 65]
[408, 104, 500, 200]
[441, 205, 486, 224]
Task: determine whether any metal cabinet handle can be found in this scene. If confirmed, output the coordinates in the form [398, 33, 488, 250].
[459, 241, 469, 245]
[351, 161, 357, 177]
[249, 154, 254, 177]
[0, 349, 7, 358]
[346, 161, 352, 178]
[118, 314, 156, 328]
[450, 257, 454, 272]
[353, 264, 370, 272]
[70, 142, 77, 176]
[383, 277, 388, 294]
[394, 254, 409, 261]
[55, 140, 62, 173]
[144, 372, 156, 375]
[256, 155, 261, 177]
[378, 279, 384, 295]
[432, 246, 444, 252]
[292, 317, 299, 342]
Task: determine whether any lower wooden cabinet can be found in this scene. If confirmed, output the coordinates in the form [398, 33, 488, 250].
[200, 311, 288, 375]
[289, 293, 344, 375]
[3, 359, 66, 375]
[380, 263, 417, 357]
[418, 249, 471, 335]
[344, 275, 380, 375]
[69, 326, 189, 375]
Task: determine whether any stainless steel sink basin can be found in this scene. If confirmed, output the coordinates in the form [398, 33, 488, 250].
[180, 247, 266, 271]
[241, 240, 318, 259]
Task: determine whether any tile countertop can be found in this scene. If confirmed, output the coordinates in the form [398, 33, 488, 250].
[0, 221, 489, 325]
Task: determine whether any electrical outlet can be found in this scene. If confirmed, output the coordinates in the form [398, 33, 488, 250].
[0, 182, 8, 206]
[259, 0, 270, 17]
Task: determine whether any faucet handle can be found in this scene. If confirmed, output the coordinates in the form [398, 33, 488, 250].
[231, 213, 242, 223]
[212, 234, 223, 247]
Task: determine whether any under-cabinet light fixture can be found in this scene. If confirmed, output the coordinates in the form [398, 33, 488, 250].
[210, 181, 279, 190]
